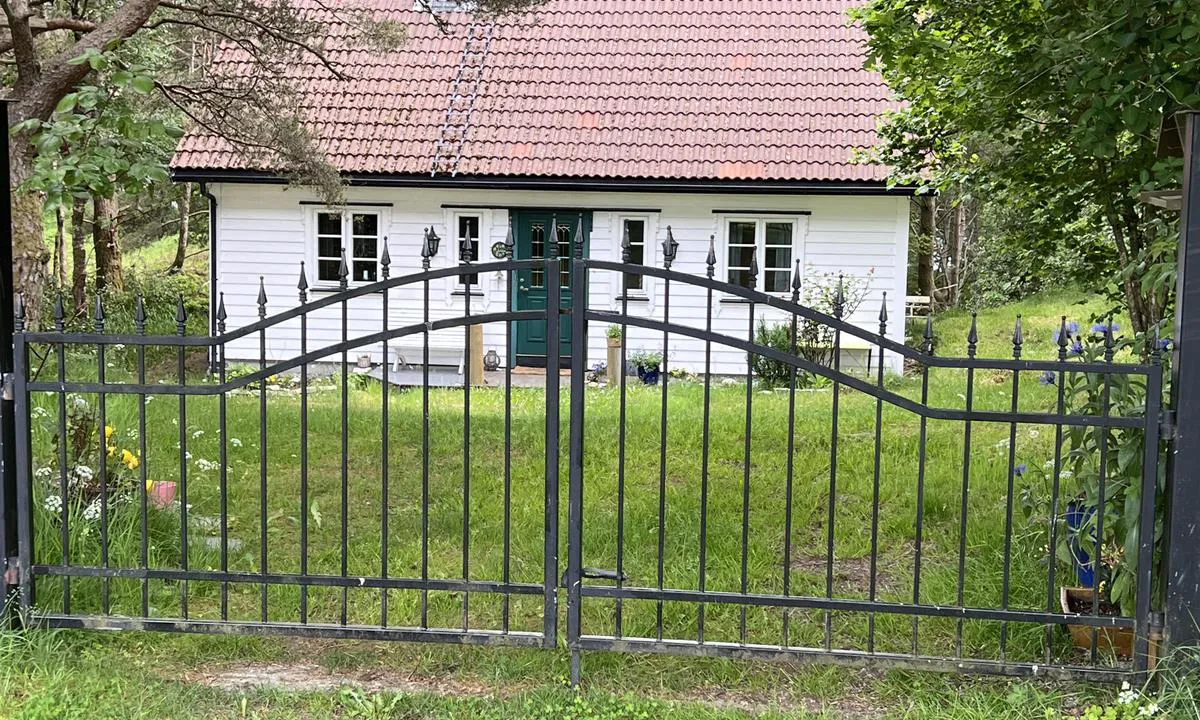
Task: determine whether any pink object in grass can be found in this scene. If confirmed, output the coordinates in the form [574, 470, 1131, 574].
[149, 481, 176, 509]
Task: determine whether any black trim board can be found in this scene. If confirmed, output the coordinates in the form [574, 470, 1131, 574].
[712, 209, 814, 215]
[442, 203, 662, 213]
[171, 169, 918, 196]
[300, 200, 394, 207]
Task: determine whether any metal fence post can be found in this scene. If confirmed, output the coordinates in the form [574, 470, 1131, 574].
[1166, 110, 1200, 652]
[0, 98, 17, 621]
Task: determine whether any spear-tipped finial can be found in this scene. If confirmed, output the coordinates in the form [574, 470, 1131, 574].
[93, 294, 104, 333]
[53, 293, 65, 331]
[504, 218, 515, 259]
[175, 294, 188, 335]
[257, 276, 268, 319]
[833, 274, 846, 319]
[661, 225, 679, 268]
[791, 259, 802, 301]
[878, 291, 889, 330]
[1103, 315, 1116, 362]
[621, 223, 632, 263]
[338, 247, 350, 290]
[747, 247, 759, 286]
[1151, 324, 1163, 364]
[574, 213, 585, 259]
[548, 215, 559, 260]
[967, 312, 979, 357]
[380, 237, 391, 279]
[705, 235, 716, 278]
[298, 262, 309, 302]
[923, 315, 935, 355]
[14, 294, 26, 332]
[134, 294, 146, 334]
[1012, 314, 1023, 358]
[216, 292, 228, 334]
[1057, 316, 1069, 360]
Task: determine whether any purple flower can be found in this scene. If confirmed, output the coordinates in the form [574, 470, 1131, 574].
[1070, 339, 1084, 355]
[1015, 463, 1027, 475]
[1159, 337, 1173, 350]
[1038, 370, 1056, 385]
[1091, 322, 1120, 335]
[1066, 320, 1079, 334]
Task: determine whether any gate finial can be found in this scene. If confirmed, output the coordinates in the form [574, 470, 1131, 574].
[662, 225, 678, 269]
[298, 262, 309, 303]
[175, 294, 188, 335]
[134, 294, 146, 335]
[338, 247, 350, 290]
[967, 312, 978, 357]
[548, 215, 559, 260]
[621, 222, 632, 263]
[1057, 316, 1069, 360]
[575, 214, 585, 260]
[923, 314, 935, 355]
[833, 274, 845, 319]
[93, 294, 104, 333]
[53, 293, 65, 332]
[747, 247, 758, 287]
[216, 293, 228, 334]
[878, 291, 889, 332]
[504, 218, 515, 259]
[791, 259, 801, 302]
[381, 237, 391, 280]
[705, 235, 716, 278]
[257, 276, 268, 319]
[1103, 316, 1116, 362]
[1012, 315, 1023, 359]
[14, 294, 25, 333]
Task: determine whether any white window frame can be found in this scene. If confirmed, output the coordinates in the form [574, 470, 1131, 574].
[307, 207, 387, 289]
[611, 214, 657, 305]
[441, 209, 493, 303]
[718, 215, 807, 295]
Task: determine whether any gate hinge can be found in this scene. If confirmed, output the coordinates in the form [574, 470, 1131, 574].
[3, 556, 24, 586]
[1160, 409, 1177, 441]
[1, 373, 13, 401]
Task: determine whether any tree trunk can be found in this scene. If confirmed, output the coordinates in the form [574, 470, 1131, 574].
[92, 193, 123, 293]
[916, 195, 935, 299]
[169, 183, 191, 274]
[54, 204, 67, 290]
[71, 197, 88, 316]
[8, 139, 50, 328]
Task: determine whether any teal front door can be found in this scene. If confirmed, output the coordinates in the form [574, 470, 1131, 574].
[512, 210, 590, 366]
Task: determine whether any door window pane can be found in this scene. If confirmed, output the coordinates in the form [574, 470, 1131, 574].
[622, 219, 645, 293]
[558, 225, 572, 288]
[530, 224, 545, 288]
[352, 213, 378, 237]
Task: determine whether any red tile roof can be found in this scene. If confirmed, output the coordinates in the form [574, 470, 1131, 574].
[172, 1, 894, 184]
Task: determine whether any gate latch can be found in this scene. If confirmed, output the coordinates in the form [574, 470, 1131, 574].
[1, 373, 13, 401]
[3, 556, 23, 586]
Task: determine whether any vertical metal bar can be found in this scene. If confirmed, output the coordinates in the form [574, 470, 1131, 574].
[421, 234, 432, 629]
[1135, 347, 1164, 670]
[297, 272, 309, 624]
[615, 232, 631, 640]
[1045, 318, 1070, 663]
[544, 215, 561, 649]
[739, 250, 758, 645]
[1165, 110, 1200, 654]
[134, 297, 147, 618]
[258, 279, 269, 623]
[911, 317, 933, 655]
[95, 297, 110, 614]
[339, 255, 350, 626]
[0, 99, 18, 621]
[824, 277, 845, 650]
[53, 299, 69, 613]
[782, 262, 801, 648]
[217, 294, 230, 620]
[12, 326, 33, 613]
[502, 223, 514, 634]
[177, 297, 189, 619]
[566, 221, 586, 685]
[697, 237, 716, 645]
[956, 314, 979, 657]
[999, 317, 1023, 661]
[1090, 320, 1115, 664]
[655, 252, 671, 642]
[461, 245, 473, 632]
[867, 294, 888, 653]
[380, 245, 391, 628]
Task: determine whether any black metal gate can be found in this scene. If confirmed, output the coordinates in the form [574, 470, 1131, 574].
[0, 220, 1170, 684]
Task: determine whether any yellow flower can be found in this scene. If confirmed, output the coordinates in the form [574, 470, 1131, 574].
[104, 426, 115, 440]
[146, 479, 154, 492]
[121, 449, 140, 470]
[107, 444, 116, 457]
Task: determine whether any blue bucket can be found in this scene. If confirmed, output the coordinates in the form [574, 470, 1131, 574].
[1065, 500, 1096, 587]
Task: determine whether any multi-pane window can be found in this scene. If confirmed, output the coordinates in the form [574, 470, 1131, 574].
[315, 211, 380, 284]
[726, 219, 796, 293]
[457, 214, 480, 286]
[621, 218, 646, 293]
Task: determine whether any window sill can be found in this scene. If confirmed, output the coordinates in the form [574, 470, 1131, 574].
[615, 294, 650, 302]
[451, 290, 486, 298]
[312, 285, 382, 294]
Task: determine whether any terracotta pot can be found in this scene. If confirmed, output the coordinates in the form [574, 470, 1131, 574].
[149, 480, 177, 509]
[1059, 586, 1158, 665]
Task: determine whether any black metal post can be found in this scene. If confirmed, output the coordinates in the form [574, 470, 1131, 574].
[1166, 110, 1200, 651]
[0, 98, 17, 617]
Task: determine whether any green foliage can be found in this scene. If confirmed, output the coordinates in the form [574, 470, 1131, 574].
[854, 0, 1199, 329]
[337, 688, 403, 719]
[627, 349, 661, 371]
[523, 692, 666, 720]
[1044, 681, 1162, 720]
[606, 324, 623, 339]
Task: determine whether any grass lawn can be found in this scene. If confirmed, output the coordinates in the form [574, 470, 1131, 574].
[4, 287, 1176, 718]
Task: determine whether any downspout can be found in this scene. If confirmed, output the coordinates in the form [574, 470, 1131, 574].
[199, 182, 218, 372]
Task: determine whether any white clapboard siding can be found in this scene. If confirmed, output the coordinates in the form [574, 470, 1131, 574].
[212, 184, 909, 375]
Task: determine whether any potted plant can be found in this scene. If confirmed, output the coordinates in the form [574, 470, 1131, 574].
[605, 325, 623, 386]
[1019, 319, 1166, 660]
[628, 349, 662, 385]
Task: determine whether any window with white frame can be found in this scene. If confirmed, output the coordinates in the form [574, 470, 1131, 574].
[456, 214, 481, 286]
[725, 218, 797, 293]
[314, 210, 381, 284]
[620, 217, 648, 294]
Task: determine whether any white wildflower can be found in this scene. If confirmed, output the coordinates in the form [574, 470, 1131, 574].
[1139, 703, 1159, 717]
[192, 429, 205, 439]
[31, 406, 48, 419]
[1044, 460, 1054, 469]
[82, 501, 101, 521]
[1061, 470, 1073, 479]
[34, 467, 53, 479]
[1118, 689, 1138, 705]
[112, 344, 125, 351]
[195, 458, 220, 472]
[1027, 429, 1040, 439]
[42, 495, 63, 513]
[230, 438, 243, 448]
[144, 396, 155, 404]
[73, 465, 94, 482]
[185, 452, 193, 460]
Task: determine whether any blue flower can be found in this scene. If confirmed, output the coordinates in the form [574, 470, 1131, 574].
[1091, 321, 1120, 335]
[1070, 339, 1084, 355]
[1038, 370, 1056, 385]
[1015, 463, 1027, 476]
[1159, 337, 1173, 350]
[1066, 320, 1079, 334]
